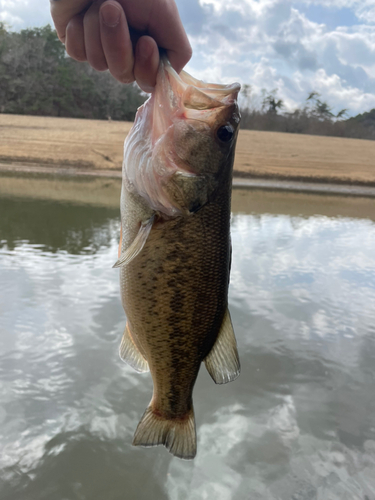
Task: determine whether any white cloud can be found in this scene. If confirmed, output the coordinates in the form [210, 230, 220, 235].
[182, 0, 375, 114]
[0, 0, 52, 28]
[301, 0, 375, 25]
[1, 0, 375, 115]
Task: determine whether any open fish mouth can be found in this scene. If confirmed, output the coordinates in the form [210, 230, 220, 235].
[147, 58, 240, 147]
[159, 59, 241, 120]
[123, 58, 241, 217]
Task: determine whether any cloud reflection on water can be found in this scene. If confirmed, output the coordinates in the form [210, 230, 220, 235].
[1, 199, 375, 499]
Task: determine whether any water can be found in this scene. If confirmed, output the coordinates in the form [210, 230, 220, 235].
[1, 187, 375, 500]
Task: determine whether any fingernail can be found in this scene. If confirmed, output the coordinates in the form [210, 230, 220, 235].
[100, 2, 121, 27]
[138, 83, 154, 93]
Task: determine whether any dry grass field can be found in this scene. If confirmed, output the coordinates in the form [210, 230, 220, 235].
[0, 114, 130, 171]
[1, 114, 375, 184]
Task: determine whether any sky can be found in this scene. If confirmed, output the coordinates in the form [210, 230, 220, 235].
[1, 0, 375, 116]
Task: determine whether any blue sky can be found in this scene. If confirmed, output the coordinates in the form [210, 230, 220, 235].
[1, 0, 375, 116]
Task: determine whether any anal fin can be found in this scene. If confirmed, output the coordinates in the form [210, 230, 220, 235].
[113, 215, 155, 268]
[204, 308, 240, 384]
[119, 323, 149, 373]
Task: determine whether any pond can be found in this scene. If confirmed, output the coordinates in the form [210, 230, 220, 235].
[0, 178, 375, 500]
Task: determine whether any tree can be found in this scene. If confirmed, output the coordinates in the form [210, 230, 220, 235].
[306, 91, 333, 119]
[240, 83, 252, 109]
[336, 108, 348, 120]
[262, 89, 284, 114]
[0, 24, 146, 120]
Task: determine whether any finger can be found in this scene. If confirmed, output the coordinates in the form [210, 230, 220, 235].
[99, 0, 135, 83]
[134, 36, 159, 92]
[50, 0, 92, 42]
[65, 14, 87, 62]
[84, 2, 108, 71]
[138, 0, 192, 74]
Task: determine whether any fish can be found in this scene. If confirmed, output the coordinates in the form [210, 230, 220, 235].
[114, 57, 241, 460]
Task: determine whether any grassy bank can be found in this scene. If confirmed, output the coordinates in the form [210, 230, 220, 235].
[1, 114, 375, 185]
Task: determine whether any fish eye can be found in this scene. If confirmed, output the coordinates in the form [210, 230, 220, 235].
[216, 124, 234, 143]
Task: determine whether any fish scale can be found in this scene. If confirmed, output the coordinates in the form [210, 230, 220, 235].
[124, 200, 229, 405]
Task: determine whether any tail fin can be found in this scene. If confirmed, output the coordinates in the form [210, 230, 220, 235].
[132, 404, 196, 460]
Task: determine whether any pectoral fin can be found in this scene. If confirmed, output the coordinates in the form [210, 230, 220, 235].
[119, 323, 149, 373]
[113, 215, 155, 268]
[204, 308, 240, 384]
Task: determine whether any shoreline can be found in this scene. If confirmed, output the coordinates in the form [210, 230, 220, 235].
[1, 162, 375, 198]
[2, 114, 375, 195]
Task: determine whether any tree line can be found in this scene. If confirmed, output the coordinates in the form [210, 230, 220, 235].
[1, 23, 374, 140]
[240, 85, 375, 140]
[0, 23, 146, 120]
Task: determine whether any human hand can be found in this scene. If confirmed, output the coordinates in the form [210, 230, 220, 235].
[50, 0, 192, 92]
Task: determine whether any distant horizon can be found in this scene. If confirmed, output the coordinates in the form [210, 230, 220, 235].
[1, 0, 375, 117]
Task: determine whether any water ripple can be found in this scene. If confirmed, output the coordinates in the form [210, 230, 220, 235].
[1, 197, 375, 499]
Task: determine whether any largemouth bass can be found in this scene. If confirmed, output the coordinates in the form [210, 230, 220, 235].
[114, 58, 241, 459]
